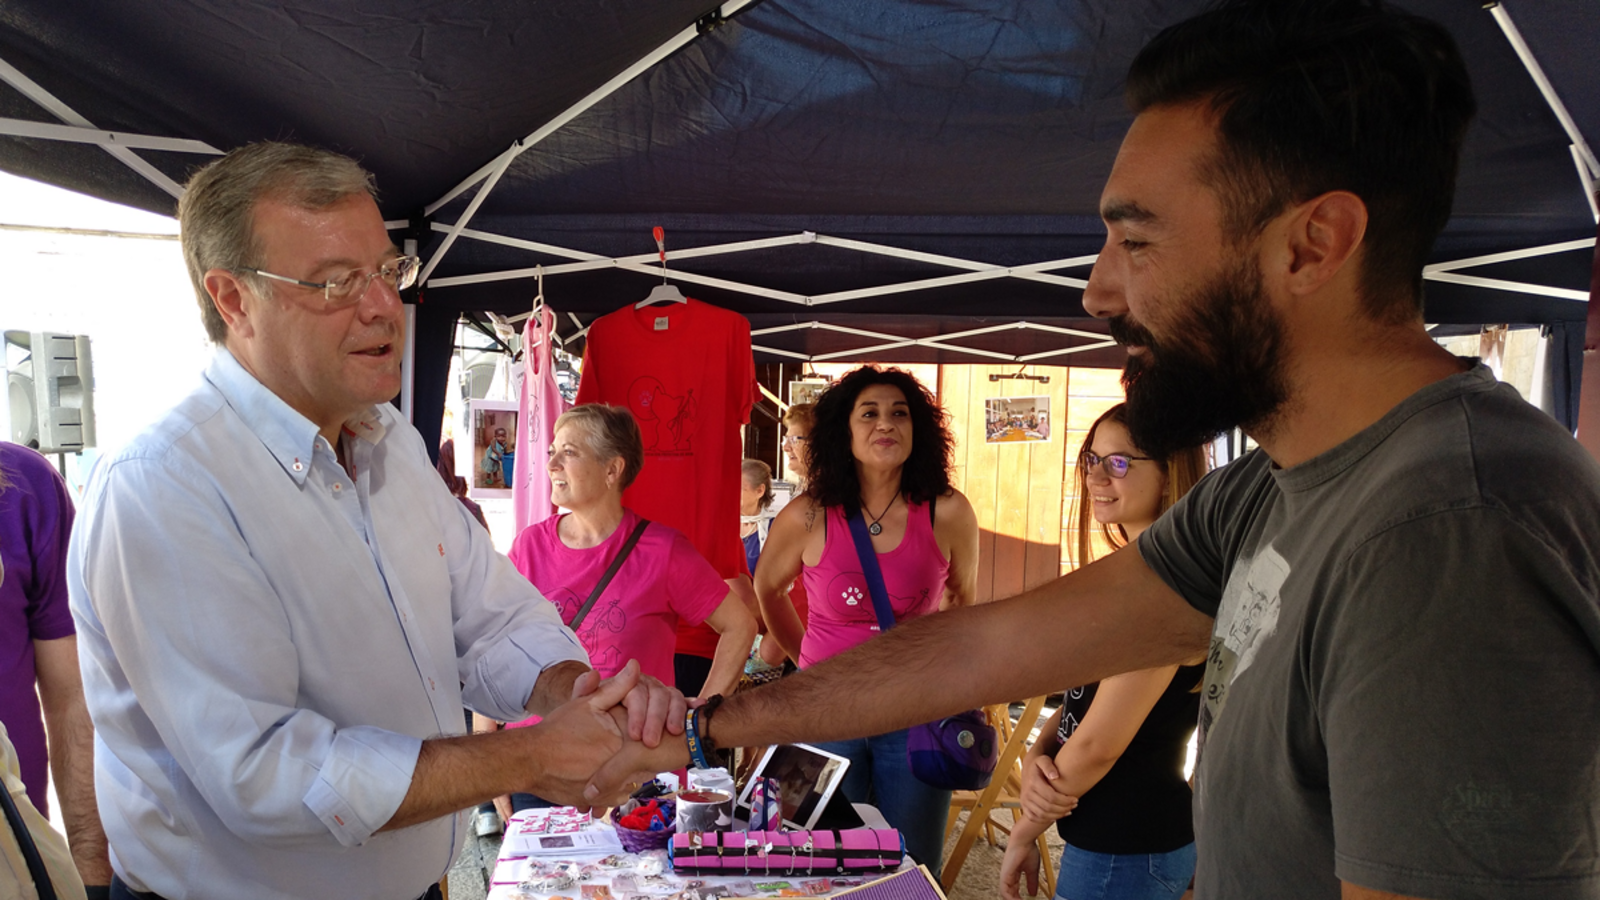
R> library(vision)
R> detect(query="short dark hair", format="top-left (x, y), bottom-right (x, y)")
top-left (1126, 0), bottom-right (1475, 323)
top-left (806, 366), bottom-right (952, 509)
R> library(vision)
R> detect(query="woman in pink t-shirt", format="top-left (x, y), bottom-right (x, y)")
top-left (483, 404), bottom-right (756, 817)
top-left (754, 366), bottom-right (979, 878)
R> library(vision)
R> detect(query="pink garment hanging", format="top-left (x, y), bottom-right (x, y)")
top-left (512, 307), bottom-right (567, 533)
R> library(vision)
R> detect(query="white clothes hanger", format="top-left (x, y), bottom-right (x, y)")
top-left (636, 225), bottom-right (687, 308)
top-left (509, 265), bottom-right (547, 330)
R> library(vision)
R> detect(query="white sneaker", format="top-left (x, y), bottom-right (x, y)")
top-left (474, 809), bottom-right (502, 837)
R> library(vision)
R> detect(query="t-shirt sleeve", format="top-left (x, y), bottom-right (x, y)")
top-left (664, 529), bottom-right (733, 626)
top-left (1137, 462), bottom-right (1238, 618)
top-left (1317, 508), bottom-right (1600, 899)
top-left (10, 446), bottom-right (76, 641)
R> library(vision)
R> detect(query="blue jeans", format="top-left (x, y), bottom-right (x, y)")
top-left (815, 730), bottom-right (951, 879)
top-left (1054, 841), bottom-right (1196, 900)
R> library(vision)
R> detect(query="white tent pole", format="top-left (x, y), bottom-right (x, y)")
top-left (1016, 340), bottom-right (1120, 362)
top-left (750, 323), bottom-right (813, 337)
top-left (418, 152), bottom-right (515, 285)
top-left (1014, 323), bottom-right (1117, 341)
top-left (751, 344), bottom-right (812, 360)
top-left (809, 266), bottom-right (1087, 306)
top-left (566, 312), bottom-right (592, 342)
top-left (424, 0), bottom-right (759, 218)
top-left (0, 117), bottom-right (221, 154)
top-left (813, 235), bottom-right (1096, 286)
top-left (1424, 237), bottom-right (1596, 273)
top-left (1487, 3), bottom-right (1598, 178)
top-left (1423, 270), bottom-right (1589, 302)
top-left (0, 54), bottom-right (187, 198)
top-left (811, 341), bottom-right (920, 361)
top-left (1575, 145), bottom-right (1599, 223)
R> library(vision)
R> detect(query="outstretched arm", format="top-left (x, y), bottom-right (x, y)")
top-left (590, 543), bottom-right (1213, 793)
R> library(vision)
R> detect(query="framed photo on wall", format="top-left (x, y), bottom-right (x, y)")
top-left (469, 399), bottom-right (519, 499)
top-left (983, 395), bottom-right (1051, 444)
top-left (788, 380), bottom-right (829, 407)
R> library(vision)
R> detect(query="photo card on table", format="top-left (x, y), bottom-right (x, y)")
top-left (735, 742), bottom-right (851, 831)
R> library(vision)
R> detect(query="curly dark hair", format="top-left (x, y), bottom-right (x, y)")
top-left (806, 366), bottom-right (953, 509)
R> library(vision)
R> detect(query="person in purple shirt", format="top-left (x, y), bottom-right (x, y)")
top-left (0, 441), bottom-right (110, 892)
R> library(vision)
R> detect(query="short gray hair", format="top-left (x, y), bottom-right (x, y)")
top-left (554, 404), bottom-right (645, 490)
top-left (178, 142), bottom-right (375, 342)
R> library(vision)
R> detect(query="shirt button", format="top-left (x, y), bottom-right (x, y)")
top-left (292, 460), bottom-right (303, 472)
top-left (333, 483), bottom-right (343, 492)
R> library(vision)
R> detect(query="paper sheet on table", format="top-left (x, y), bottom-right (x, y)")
top-left (501, 826), bottom-right (624, 857)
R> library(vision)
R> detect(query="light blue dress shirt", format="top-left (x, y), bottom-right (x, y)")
top-left (67, 349), bottom-right (587, 900)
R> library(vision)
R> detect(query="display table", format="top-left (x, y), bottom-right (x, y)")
top-left (487, 804), bottom-right (911, 899)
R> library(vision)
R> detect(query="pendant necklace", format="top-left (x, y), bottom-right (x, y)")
top-left (862, 494), bottom-right (897, 536)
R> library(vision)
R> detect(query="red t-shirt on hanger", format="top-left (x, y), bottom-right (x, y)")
top-left (575, 298), bottom-right (757, 596)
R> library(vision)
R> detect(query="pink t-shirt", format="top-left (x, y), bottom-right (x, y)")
top-left (798, 501), bottom-right (948, 668)
top-left (508, 508), bottom-right (728, 687)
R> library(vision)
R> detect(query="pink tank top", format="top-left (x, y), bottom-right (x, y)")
top-left (798, 500), bottom-right (949, 668)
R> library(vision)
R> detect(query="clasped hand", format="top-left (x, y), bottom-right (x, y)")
top-left (532, 660), bottom-right (688, 808)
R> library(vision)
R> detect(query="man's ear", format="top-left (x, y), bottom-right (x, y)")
top-left (1282, 190), bottom-right (1367, 297)
top-left (204, 268), bottom-right (255, 339)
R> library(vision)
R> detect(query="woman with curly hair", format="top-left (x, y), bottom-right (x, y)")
top-left (755, 366), bottom-right (978, 876)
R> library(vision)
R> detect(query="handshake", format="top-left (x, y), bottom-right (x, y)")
top-left (527, 659), bottom-right (716, 810)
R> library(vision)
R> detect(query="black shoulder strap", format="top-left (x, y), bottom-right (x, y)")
top-left (0, 779), bottom-right (57, 900)
top-left (569, 518), bottom-right (650, 632)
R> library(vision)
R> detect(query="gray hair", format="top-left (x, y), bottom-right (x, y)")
top-left (741, 458), bottom-right (774, 510)
top-left (178, 142), bottom-right (375, 342)
top-left (554, 404), bottom-right (645, 490)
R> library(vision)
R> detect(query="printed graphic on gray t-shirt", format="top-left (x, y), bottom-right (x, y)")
top-left (1198, 545), bottom-right (1286, 756)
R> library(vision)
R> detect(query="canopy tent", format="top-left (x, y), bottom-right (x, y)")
top-left (0, 0), bottom-right (1594, 451)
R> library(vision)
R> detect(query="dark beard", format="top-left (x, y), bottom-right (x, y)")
top-left (1114, 257), bottom-right (1288, 459)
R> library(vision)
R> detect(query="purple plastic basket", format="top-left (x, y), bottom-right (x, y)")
top-left (613, 797), bottom-right (676, 853)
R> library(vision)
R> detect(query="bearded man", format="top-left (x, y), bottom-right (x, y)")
top-left (590, 3), bottom-right (1600, 898)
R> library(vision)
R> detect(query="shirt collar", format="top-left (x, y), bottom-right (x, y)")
top-left (204, 347), bottom-right (388, 485)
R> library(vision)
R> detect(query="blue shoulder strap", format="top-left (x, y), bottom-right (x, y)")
top-left (844, 504), bottom-right (897, 633)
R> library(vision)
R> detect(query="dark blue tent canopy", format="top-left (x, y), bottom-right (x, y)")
top-left (0, 0), bottom-right (1593, 436)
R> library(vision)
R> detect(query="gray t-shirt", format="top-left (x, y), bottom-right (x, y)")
top-left (1140, 363), bottom-right (1600, 899)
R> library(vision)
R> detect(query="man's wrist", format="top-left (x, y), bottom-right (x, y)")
top-left (528, 660), bottom-right (590, 715)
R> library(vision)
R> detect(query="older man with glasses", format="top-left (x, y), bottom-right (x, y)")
top-left (67, 142), bottom-right (681, 900)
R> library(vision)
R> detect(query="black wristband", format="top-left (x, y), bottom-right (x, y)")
top-left (699, 693), bottom-right (726, 755)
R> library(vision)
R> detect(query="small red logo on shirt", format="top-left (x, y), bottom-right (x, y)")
top-left (438, 543), bottom-right (445, 556)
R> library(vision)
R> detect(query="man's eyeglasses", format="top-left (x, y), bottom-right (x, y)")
top-left (237, 255), bottom-right (421, 309)
top-left (1082, 451), bottom-right (1154, 479)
